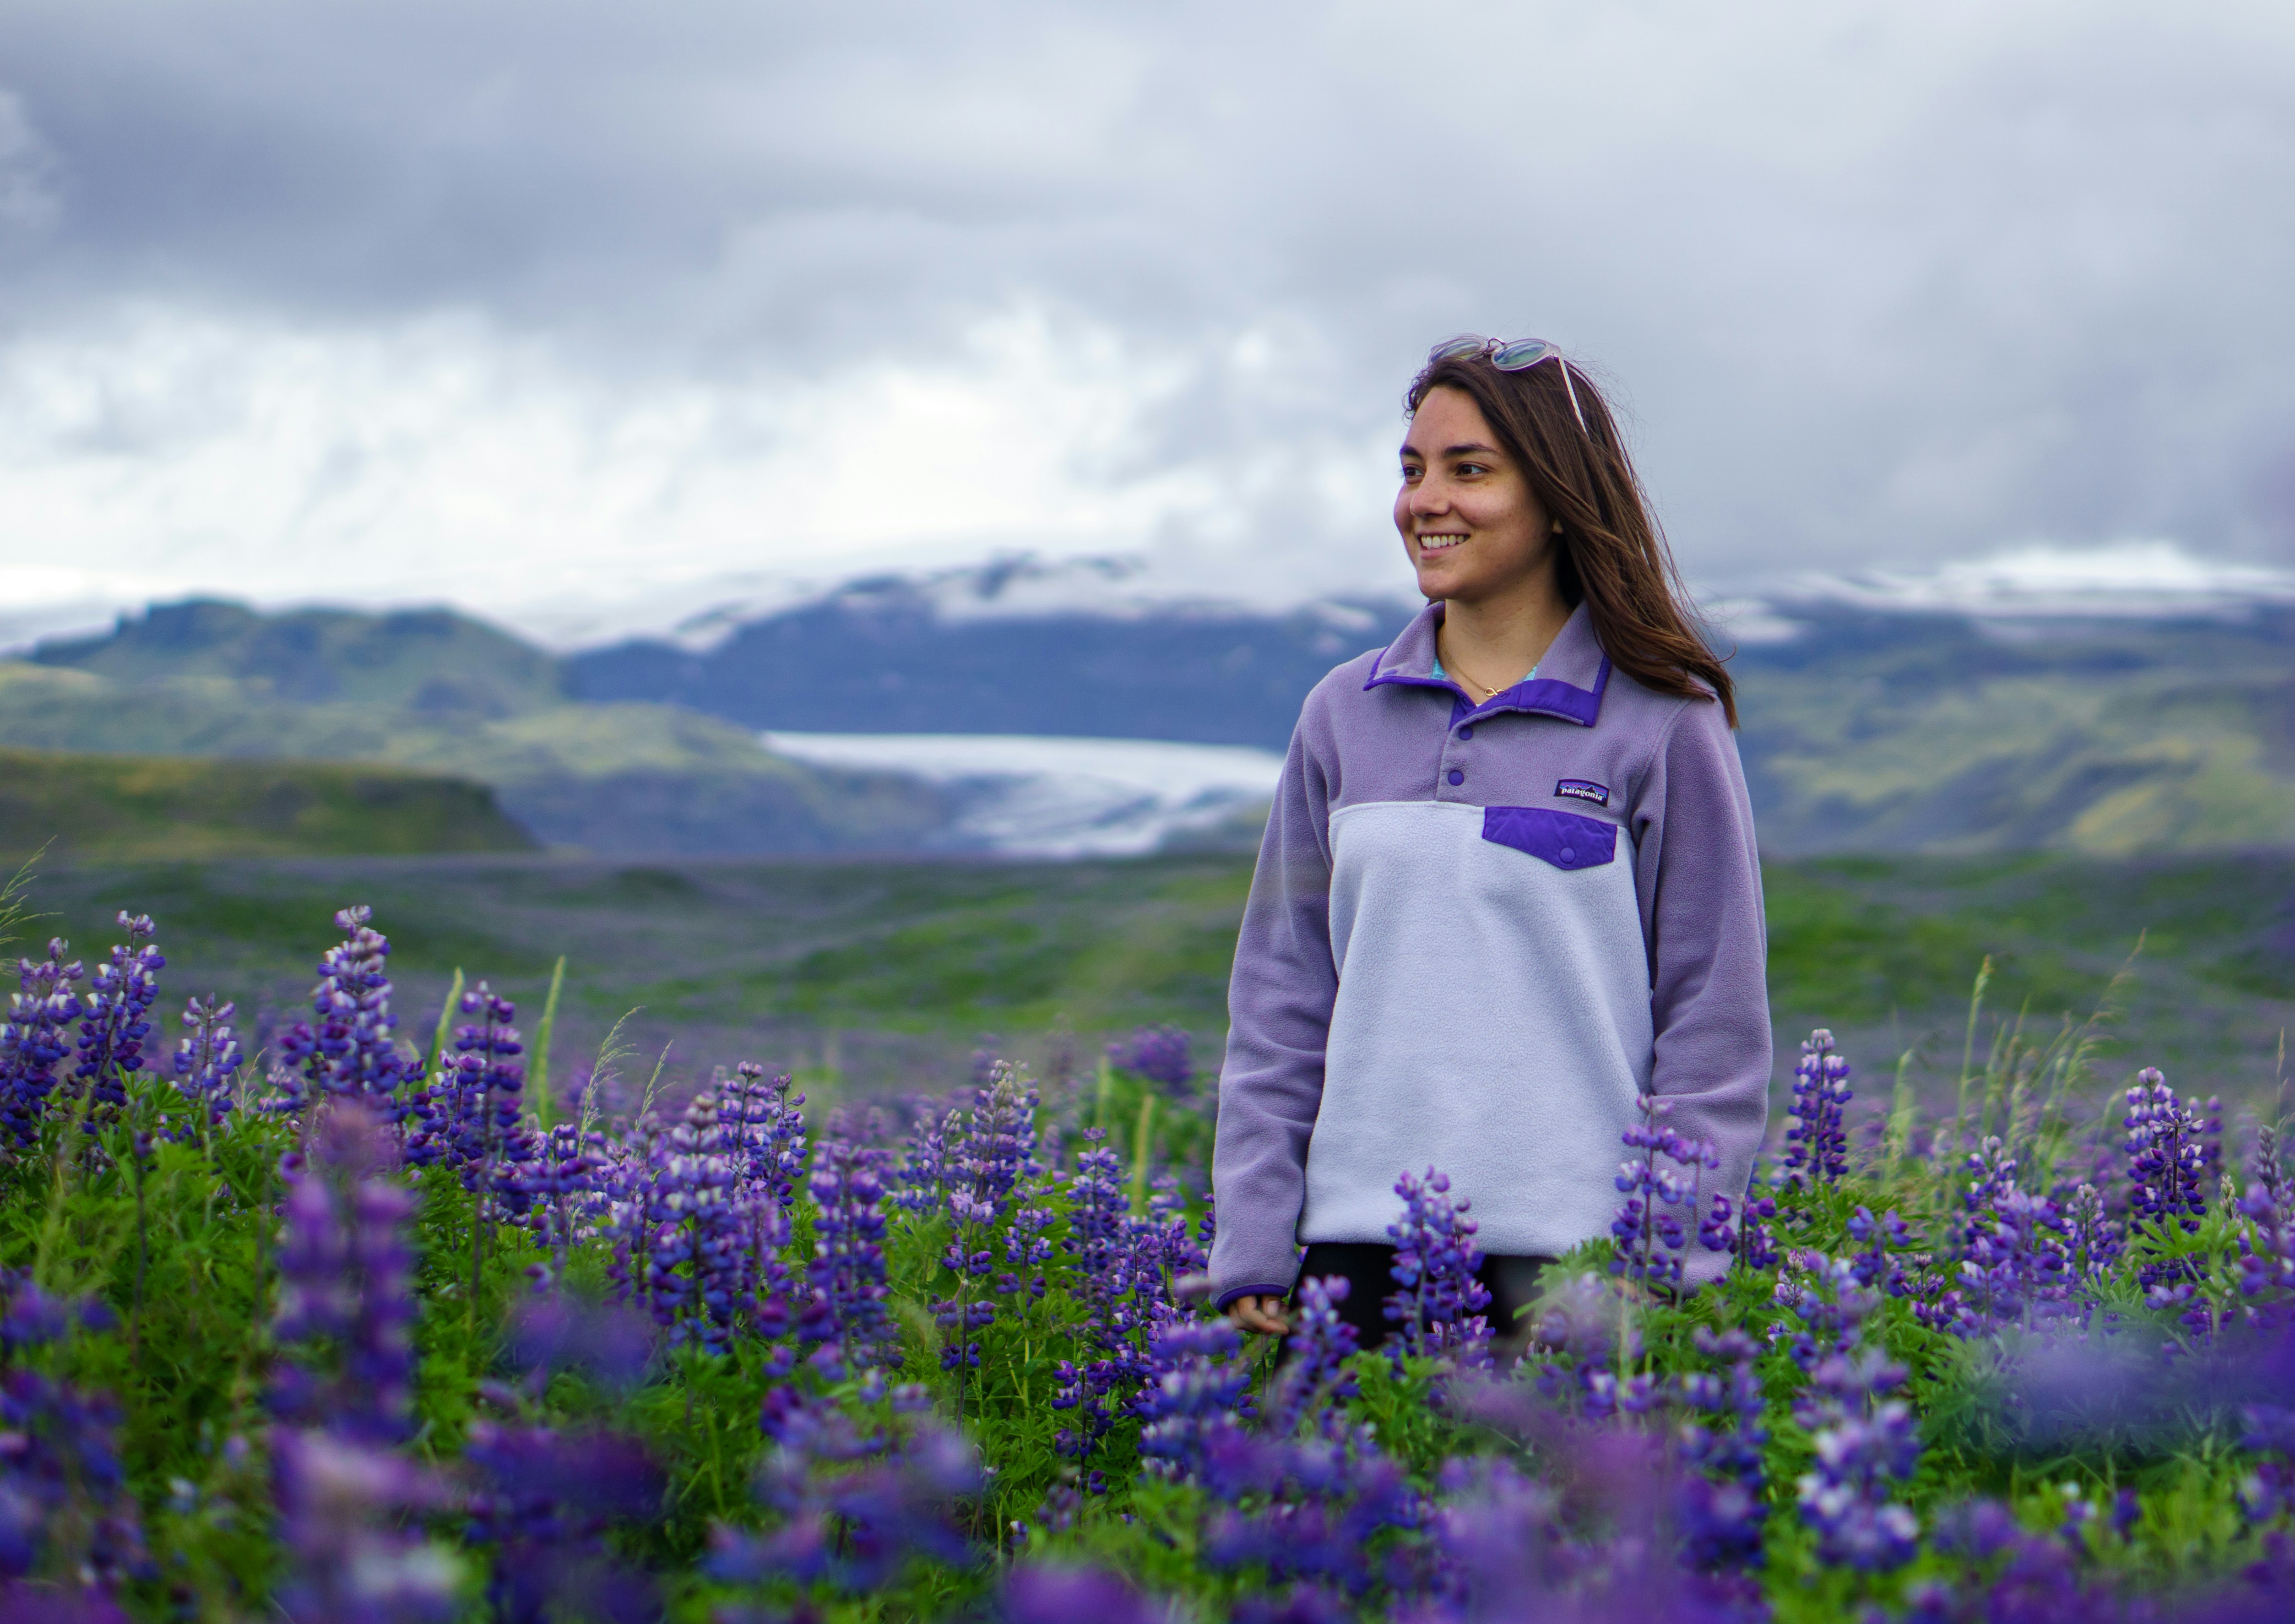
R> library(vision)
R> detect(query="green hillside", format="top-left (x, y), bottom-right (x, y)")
top-left (0, 748), bottom-right (537, 859)
top-left (7, 596), bottom-right (2290, 857)
top-left (1733, 608), bottom-right (2295, 854)
top-left (27, 597), bottom-right (561, 714)
top-left (23, 848), bottom-right (2290, 1112)
top-left (0, 656), bottom-right (949, 856)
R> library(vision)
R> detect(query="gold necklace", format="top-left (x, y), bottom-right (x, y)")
top-left (1439, 634), bottom-right (1511, 700)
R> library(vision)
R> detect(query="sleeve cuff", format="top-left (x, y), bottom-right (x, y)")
top-left (1214, 1283), bottom-right (1291, 1311)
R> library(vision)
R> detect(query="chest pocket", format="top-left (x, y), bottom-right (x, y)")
top-left (1481, 805), bottom-right (1617, 871)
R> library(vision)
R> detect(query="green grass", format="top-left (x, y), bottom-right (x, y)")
top-left (5, 973), bottom-right (2293, 1619)
top-left (11, 848), bottom-right (2290, 1118)
top-left (0, 748), bottom-right (537, 861)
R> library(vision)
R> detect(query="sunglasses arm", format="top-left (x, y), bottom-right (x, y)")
top-left (1556, 360), bottom-right (1588, 433)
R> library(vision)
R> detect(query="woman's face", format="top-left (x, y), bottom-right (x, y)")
top-left (1394, 385), bottom-right (1557, 605)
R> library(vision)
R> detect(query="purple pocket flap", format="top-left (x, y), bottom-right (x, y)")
top-left (1481, 805), bottom-right (1617, 870)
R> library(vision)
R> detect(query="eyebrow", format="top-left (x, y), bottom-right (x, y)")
top-left (1400, 441), bottom-right (1503, 459)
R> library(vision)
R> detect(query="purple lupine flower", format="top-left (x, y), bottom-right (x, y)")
top-left (1199, 1432), bottom-right (1420, 1600)
top-left (2062, 1182), bottom-right (2124, 1286)
top-left (1949, 1142), bottom-right (2073, 1329)
top-left (505, 1294), bottom-right (655, 1392)
top-left (1846, 1205), bottom-right (1911, 1297)
top-left (1611, 1100), bottom-right (1719, 1297)
top-left (1771, 1249), bottom-right (1884, 1373)
top-left (271, 1428), bottom-right (458, 1624)
top-left (70, 914), bottom-right (163, 1119)
top-left (521, 1121), bottom-right (610, 1279)
top-left (277, 907), bottom-right (412, 1118)
top-left (256, 1057), bottom-right (313, 1119)
top-left (1411, 1433), bottom-right (1749, 1624)
top-left (1136, 1318), bottom-right (1256, 1487)
top-left (2199, 1092), bottom-right (2226, 1188)
top-left (1003, 1192), bottom-right (1059, 1302)
top-left (1529, 1271), bottom-right (1641, 1419)
top-left (1386, 1167), bottom-right (1492, 1363)
top-left (890, 1099), bottom-right (952, 1214)
top-left (1051, 1130), bottom-right (1151, 1487)
top-left (1674, 1327), bottom-right (1770, 1573)
top-left (1004, 1563), bottom-right (1164, 1624)
top-left (1794, 1347), bottom-right (1921, 1572)
top-left (946, 1062), bottom-right (1041, 1219)
top-left (1736, 1190), bottom-right (1780, 1272)
top-left (622, 1088), bottom-right (793, 1355)
top-left (0, 1271), bottom-right (147, 1597)
top-left (1134, 1287), bottom-right (1418, 1601)
top-left (0, 1271), bottom-right (90, 1357)
top-left (2125, 1067), bottom-right (2209, 1237)
top-left (721, 1061), bottom-right (808, 1209)
top-left (1105, 1024), bottom-right (1194, 1093)
top-left (1698, 1193), bottom-right (1739, 1258)
top-left (2241, 1402), bottom-right (2295, 1523)
top-left (0, 940), bottom-right (84, 1147)
top-left (1408, 1455), bottom-right (1571, 1623)
top-left (711, 1395), bottom-right (979, 1595)
top-left (2257, 1122), bottom-right (2288, 1210)
top-left (462, 1423), bottom-right (663, 1624)
top-left (798, 1132), bottom-right (900, 1374)
top-left (1264, 1276), bottom-right (1360, 1439)
top-left (928, 1064), bottom-right (1041, 1411)
top-left (270, 1105), bottom-right (419, 1445)
top-left (431, 983), bottom-right (527, 1193)
top-left (2241, 1177), bottom-right (2295, 1325)
top-left (1919, 1496), bottom-right (2121, 1623)
top-left (169, 995), bottom-right (243, 1132)
top-left (1781, 1028), bottom-right (1852, 1188)
top-left (265, 1108), bottom-right (450, 1623)
top-left (1134, 1174), bottom-right (1209, 1288)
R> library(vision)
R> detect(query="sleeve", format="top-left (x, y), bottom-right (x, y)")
top-left (1207, 705), bottom-right (1338, 1307)
top-left (1630, 695), bottom-right (1774, 1287)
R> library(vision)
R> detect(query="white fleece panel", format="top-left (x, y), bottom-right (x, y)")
top-left (1303, 800), bottom-right (1655, 1258)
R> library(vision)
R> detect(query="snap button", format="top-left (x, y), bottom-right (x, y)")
top-left (1559, 846), bottom-right (1576, 863)
top-left (1446, 769), bottom-right (1464, 787)
top-left (1456, 725), bottom-right (1473, 739)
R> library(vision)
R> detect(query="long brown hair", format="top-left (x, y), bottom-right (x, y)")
top-left (1405, 347), bottom-right (1736, 727)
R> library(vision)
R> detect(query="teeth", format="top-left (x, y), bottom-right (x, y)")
top-left (1419, 534), bottom-right (1466, 550)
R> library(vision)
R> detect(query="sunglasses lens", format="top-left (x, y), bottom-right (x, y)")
top-left (1428, 335), bottom-right (1488, 364)
top-left (1491, 340), bottom-right (1558, 371)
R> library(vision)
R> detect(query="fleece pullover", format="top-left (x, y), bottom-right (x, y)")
top-left (1208, 600), bottom-right (1772, 1306)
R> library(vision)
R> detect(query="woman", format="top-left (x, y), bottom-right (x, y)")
top-left (1210, 336), bottom-right (1771, 1352)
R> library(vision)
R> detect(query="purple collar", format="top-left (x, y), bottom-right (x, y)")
top-left (1364, 601), bottom-right (1612, 727)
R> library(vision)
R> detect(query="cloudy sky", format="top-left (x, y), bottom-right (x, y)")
top-left (3, 0), bottom-right (2292, 644)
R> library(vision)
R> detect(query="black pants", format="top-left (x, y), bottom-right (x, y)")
top-left (1292, 1242), bottom-right (1552, 1354)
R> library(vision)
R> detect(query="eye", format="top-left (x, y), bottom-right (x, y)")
top-left (1454, 461), bottom-right (1489, 477)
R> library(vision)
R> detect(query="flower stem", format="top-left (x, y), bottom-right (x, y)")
top-left (1129, 1092), bottom-right (1158, 1212)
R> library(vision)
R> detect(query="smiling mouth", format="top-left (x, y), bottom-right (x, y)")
top-left (1417, 532), bottom-right (1468, 553)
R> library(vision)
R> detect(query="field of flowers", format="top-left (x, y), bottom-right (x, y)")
top-left (5, 888), bottom-right (2295, 1623)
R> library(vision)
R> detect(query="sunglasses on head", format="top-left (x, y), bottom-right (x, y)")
top-left (1427, 334), bottom-right (1587, 432)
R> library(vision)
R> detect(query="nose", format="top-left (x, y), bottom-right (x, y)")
top-left (1407, 473), bottom-right (1450, 518)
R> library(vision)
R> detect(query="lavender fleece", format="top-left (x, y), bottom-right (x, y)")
top-left (1209, 601), bottom-right (1772, 1305)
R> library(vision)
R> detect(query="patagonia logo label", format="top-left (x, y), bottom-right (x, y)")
top-left (1555, 778), bottom-right (1610, 807)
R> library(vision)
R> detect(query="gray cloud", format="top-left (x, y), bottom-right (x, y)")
top-left (2, 0), bottom-right (2291, 619)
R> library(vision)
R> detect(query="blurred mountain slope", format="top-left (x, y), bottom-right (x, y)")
top-left (1731, 609), bottom-right (2295, 854)
top-left (0, 656), bottom-right (949, 856)
top-left (562, 577), bottom-right (1406, 747)
top-left (0, 747), bottom-right (537, 859)
top-left (7, 591), bottom-right (2290, 857)
top-left (29, 597), bottom-right (563, 715)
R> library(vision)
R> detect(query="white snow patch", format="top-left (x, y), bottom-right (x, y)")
top-left (762, 731), bottom-right (1283, 858)
top-left (1778, 541), bottom-right (2295, 619)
